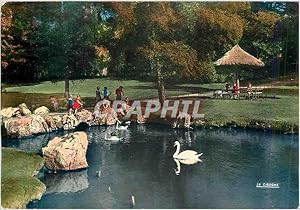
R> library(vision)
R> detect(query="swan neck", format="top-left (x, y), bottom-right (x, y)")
top-left (173, 143), bottom-right (180, 158)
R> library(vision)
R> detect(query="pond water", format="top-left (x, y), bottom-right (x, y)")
top-left (2, 125), bottom-right (299, 208)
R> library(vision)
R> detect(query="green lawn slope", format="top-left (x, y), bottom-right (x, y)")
top-left (1, 148), bottom-right (46, 209)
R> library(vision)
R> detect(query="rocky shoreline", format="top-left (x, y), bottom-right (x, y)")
top-left (1, 102), bottom-right (298, 139)
top-left (0, 103), bottom-right (123, 138)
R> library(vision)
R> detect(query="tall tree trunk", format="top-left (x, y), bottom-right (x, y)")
top-left (64, 78), bottom-right (70, 98)
top-left (157, 67), bottom-right (165, 105)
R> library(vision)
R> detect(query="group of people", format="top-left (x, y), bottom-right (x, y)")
top-left (225, 82), bottom-right (239, 99)
top-left (49, 95), bottom-right (83, 113)
top-left (48, 86), bottom-right (125, 114)
top-left (225, 82), bottom-right (254, 99)
top-left (95, 86), bottom-right (124, 102)
top-left (67, 95), bottom-right (84, 114)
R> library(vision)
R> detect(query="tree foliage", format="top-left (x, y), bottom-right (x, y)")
top-left (193, 8), bottom-right (245, 60)
top-left (1, 1), bottom-right (298, 86)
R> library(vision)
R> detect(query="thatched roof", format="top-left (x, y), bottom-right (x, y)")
top-left (214, 44), bottom-right (265, 66)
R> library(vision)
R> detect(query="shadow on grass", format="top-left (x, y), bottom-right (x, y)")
top-left (167, 85), bottom-right (214, 93)
top-left (129, 85), bottom-right (212, 94)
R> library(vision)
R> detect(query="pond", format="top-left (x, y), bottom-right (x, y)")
top-left (2, 125), bottom-right (299, 208)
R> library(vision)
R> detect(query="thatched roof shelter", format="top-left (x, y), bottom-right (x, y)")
top-left (215, 44), bottom-right (265, 67)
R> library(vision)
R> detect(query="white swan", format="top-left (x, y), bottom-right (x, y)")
top-left (104, 133), bottom-right (123, 141)
top-left (116, 120), bottom-right (129, 130)
top-left (173, 141), bottom-right (203, 160)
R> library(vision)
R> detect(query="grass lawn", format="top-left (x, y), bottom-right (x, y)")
top-left (3, 78), bottom-right (205, 99)
top-left (2, 78), bottom-right (298, 131)
top-left (3, 77), bottom-right (297, 99)
top-left (1, 148), bottom-right (46, 208)
top-left (203, 95), bottom-right (298, 125)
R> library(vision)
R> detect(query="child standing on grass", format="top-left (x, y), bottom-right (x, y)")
top-left (96, 86), bottom-right (101, 102)
top-left (115, 86), bottom-right (124, 100)
top-left (67, 95), bottom-right (74, 113)
top-left (73, 95), bottom-right (83, 113)
top-left (50, 96), bottom-right (59, 112)
top-left (102, 87), bottom-right (111, 100)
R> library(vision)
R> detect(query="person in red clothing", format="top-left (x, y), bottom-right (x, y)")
top-left (115, 86), bottom-right (124, 100)
top-left (73, 95), bottom-right (83, 113)
top-left (232, 83), bottom-right (239, 99)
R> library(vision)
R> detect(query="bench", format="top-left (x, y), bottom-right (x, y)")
top-left (239, 87), bottom-right (264, 99)
top-left (213, 87), bottom-right (264, 100)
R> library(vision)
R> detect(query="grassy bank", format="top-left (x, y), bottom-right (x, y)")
top-left (1, 148), bottom-right (46, 209)
top-left (3, 78), bottom-right (204, 99)
top-left (201, 95), bottom-right (298, 133)
top-left (2, 78), bottom-right (298, 132)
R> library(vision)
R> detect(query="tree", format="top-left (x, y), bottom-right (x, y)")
top-left (31, 2), bottom-right (104, 95)
top-left (192, 8), bottom-right (245, 60)
top-left (242, 11), bottom-right (281, 63)
top-left (1, 3), bottom-right (35, 82)
top-left (134, 2), bottom-right (182, 104)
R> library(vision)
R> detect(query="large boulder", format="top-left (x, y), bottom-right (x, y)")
top-left (93, 107), bottom-right (118, 126)
top-left (62, 114), bottom-right (79, 130)
top-left (75, 109), bottom-right (94, 125)
top-left (52, 115), bottom-right (64, 129)
top-left (18, 103), bottom-right (32, 115)
top-left (33, 106), bottom-right (49, 116)
top-left (93, 101), bottom-right (118, 126)
top-left (5, 115), bottom-right (49, 138)
top-left (0, 107), bottom-right (20, 120)
top-left (42, 132), bottom-right (88, 171)
top-left (44, 115), bottom-right (58, 131)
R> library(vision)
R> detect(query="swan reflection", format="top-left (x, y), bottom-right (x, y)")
top-left (174, 157), bottom-right (203, 175)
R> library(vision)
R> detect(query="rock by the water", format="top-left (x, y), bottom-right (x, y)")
top-left (18, 103), bottom-right (32, 115)
top-left (105, 108), bottom-right (118, 125)
top-left (94, 107), bottom-right (118, 126)
top-left (44, 115), bottom-right (58, 131)
top-left (93, 101), bottom-right (118, 126)
top-left (0, 107), bottom-right (20, 120)
top-left (42, 132), bottom-right (88, 171)
top-left (52, 115), bottom-right (64, 129)
top-left (75, 109), bottom-right (94, 125)
top-left (137, 115), bottom-right (146, 124)
top-left (193, 119), bottom-right (205, 126)
top-left (62, 114), bottom-right (79, 130)
top-left (31, 115), bottom-right (50, 134)
top-left (33, 106), bottom-right (49, 116)
top-left (174, 112), bottom-right (191, 129)
top-left (5, 115), bottom-right (49, 138)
